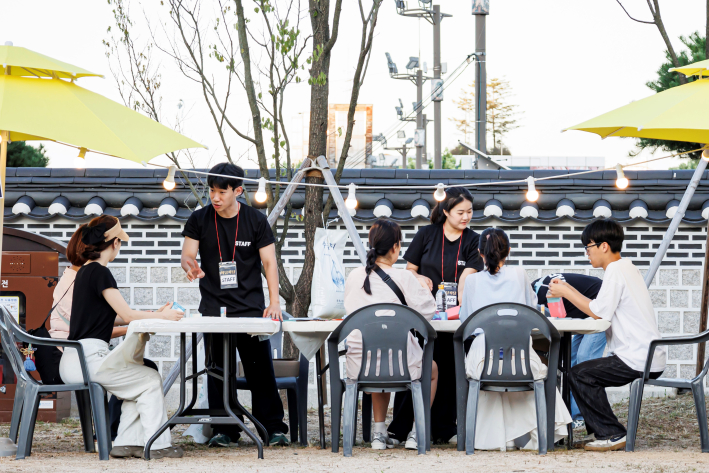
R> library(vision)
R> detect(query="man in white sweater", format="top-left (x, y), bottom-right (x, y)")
top-left (548, 219), bottom-right (666, 452)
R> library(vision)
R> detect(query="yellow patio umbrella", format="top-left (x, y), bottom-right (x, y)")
top-left (564, 59), bottom-right (709, 292)
top-left (0, 44), bottom-right (205, 262)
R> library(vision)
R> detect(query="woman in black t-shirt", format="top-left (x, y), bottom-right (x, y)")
top-left (58, 216), bottom-right (184, 460)
top-left (388, 187), bottom-right (484, 445)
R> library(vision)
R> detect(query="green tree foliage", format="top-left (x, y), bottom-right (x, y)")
top-left (634, 32), bottom-right (706, 160)
top-left (7, 142), bottom-right (49, 167)
top-left (407, 148), bottom-right (459, 169)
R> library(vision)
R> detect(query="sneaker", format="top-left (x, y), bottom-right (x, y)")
top-left (268, 432), bottom-right (290, 447)
top-left (448, 435), bottom-right (458, 445)
top-left (584, 435), bottom-right (626, 452)
top-left (150, 446), bottom-right (184, 459)
top-left (371, 432), bottom-right (394, 450)
top-left (208, 434), bottom-right (232, 448)
top-left (405, 429), bottom-right (418, 450)
top-left (109, 445), bottom-right (143, 458)
top-left (572, 419), bottom-right (586, 430)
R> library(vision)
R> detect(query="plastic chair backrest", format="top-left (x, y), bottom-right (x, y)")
top-left (0, 307), bottom-right (34, 384)
top-left (458, 303), bottom-right (560, 384)
top-left (331, 303), bottom-right (436, 383)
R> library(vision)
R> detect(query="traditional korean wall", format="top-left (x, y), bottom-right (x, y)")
top-left (8, 215), bottom-right (705, 410)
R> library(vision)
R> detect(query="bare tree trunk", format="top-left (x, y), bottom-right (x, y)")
top-left (648, 0), bottom-right (687, 84)
top-left (283, 0), bottom-right (342, 359)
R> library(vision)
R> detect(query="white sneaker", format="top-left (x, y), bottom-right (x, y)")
top-left (448, 435), bottom-right (458, 445)
top-left (371, 432), bottom-right (395, 450)
top-left (584, 435), bottom-right (626, 452)
top-left (405, 429), bottom-right (418, 450)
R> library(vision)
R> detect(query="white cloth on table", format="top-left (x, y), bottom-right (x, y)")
top-left (588, 258), bottom-right (666, 372)
top-left (59, 338), bottom-right (172, 451)
top-left (465, 333), bottom-right (571, 451)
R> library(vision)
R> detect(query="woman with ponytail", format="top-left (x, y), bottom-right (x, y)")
top-left (390, 186), bottom-right (484, 445)
top-left (459, 227), bottom-right (571, 450)
top-left (59, 215), bottom-right (185, 459)
top-left (344, 219), bottom-right (438, 451)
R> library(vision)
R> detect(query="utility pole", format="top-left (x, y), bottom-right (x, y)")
top-left (433, 5), bottom-right (442, 169)
top-left (473, 3), bottom-right (488, 154)
top-left (416, 69), bottom-right (424, 169)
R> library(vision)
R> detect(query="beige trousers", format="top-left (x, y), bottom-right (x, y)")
top-left (59, 338), bottom-right (172, 450)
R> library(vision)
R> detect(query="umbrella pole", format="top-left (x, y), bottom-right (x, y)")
top-left (0, 130), bottom-right (7, 277)
top-left (644, 152), bottom-right (709, 287)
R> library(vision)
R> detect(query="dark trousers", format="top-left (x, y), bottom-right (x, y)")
top-left (569, 355), bottom-right (662, 440)
top-left (206, 332), bottom-right (287, 439)
top-left (388, 332), bottom-right (458, 442)
top-left (108, 358), bottom-right (159, 441)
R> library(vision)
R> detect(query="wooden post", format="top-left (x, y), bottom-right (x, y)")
top-left (316, 156), bottom-right (367, 265)
top-left (697, 223), bottom-right (709, 376)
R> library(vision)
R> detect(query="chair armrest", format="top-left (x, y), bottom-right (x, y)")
top-left (641, 332), bottom-right (709, 380)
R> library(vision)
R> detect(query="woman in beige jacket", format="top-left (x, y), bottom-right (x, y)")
top-left (344, 219), bottom-right (438, 451)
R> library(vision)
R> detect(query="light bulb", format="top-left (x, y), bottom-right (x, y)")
top-left (345, 183), bottom-right (358, 209)
top-left (163, 165), bottom-right (177, 191)
top-left (75, 147), bottom-right (87, 168)
top-left (254, 177), bottom-right (268, 203)
top-left (702, 148), bottom-right (709, 161)
top-left (526, 176), bottom-right (539, 202)
top-left (615, 164), bottom-right (629, 190)
top-left (433, 183), bottom-right (446, 201)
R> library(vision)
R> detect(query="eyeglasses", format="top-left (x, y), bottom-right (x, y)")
top-left (584, 242), bottom-right (602, 253)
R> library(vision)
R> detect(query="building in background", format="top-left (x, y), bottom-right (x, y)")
top-left (326, 104), bottom-right (373, 168)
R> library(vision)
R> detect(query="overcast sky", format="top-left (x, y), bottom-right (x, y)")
top-left (0, 0), bottom-right (705, 170)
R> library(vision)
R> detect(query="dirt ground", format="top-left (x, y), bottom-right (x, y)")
top-left (2, 394), bottom-right (709, 472)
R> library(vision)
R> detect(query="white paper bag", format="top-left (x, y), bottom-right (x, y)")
top-left (310, 228), bottom-right (348, 319)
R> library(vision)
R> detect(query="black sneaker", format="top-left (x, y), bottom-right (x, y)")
top-left (268, 432), bottom-right (290, 446)
top-left (208, 433), bottom-right (232, 448)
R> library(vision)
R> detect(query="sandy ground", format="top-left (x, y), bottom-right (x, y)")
top-left (1, 395), bottom-right (709, 472)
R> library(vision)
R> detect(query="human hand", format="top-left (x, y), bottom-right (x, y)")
top-left (416, 275), bottom-right (433, 291)
top-left (161, 309), bottom-right (184, 321)
top-left (155, 302), bottom-right (171, 313)
top-left (547, 279), bottom-right (569, 298)
top-left (185, 259), bottom-right (205, 282)
top-left (263, 303), bottom-right (283, 321)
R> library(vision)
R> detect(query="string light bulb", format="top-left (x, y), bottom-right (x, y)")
top-left (345, 183), bottom-right (358, 209)
top-left (74, 147), bottom-right (87, 169)
top-left (615, 164), bottom-right (629, 190)
top-left (702, 148), bottom-right (709, 161)
top-left (433, 183), bottom-right (447, 201)
top-left (526, 176), bottom-right (539, 202)
top-left (163, 165), bottom-right (177, 191)
top-left (254, 177), bottom-right (268, 203)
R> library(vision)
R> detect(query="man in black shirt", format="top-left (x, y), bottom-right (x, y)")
top-left (532, 273), bottom-right (606, 427)
top-left (181, 163), bottom-right (288, 447)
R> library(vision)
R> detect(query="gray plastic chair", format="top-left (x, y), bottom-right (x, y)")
top-left (453, 303), bottom-right (561, 455)
top-left (0, 307), bottom-right (111, 460)
top-left (327, 303), bottom-right (436, 456)
top-left (626, 329), bottom-right (709, 452)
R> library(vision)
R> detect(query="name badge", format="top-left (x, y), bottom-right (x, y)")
top-left (443, 282), bottom-right (458, 307)
top-left (219, 261), bottom-right (238, 289)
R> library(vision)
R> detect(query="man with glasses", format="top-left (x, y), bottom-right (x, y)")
top-left (547, 219), bottom-right (666, 452)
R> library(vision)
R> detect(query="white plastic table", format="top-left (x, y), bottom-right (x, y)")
top-left (104, 317), bottom-right (281, 460)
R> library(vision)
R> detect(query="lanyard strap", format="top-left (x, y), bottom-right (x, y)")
top-left (215, 203), bottom-right (240, 263)
top-left (441, 229), bottom-right (464, 283)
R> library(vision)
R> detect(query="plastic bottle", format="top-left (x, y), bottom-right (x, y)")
top-left (435, 284), bottom-right (448, 320)
top-left (547, 297), bottom-right (567, 318)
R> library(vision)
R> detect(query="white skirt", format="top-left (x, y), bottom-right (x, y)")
top-left (465, 333), bottom-right (572, 451)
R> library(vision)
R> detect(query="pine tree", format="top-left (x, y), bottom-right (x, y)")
top-left (7, 142), bottom-right (49, 167)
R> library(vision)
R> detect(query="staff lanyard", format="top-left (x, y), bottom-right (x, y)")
top-left (441, 228), bottom-right (463, 283)
top-left (215, 203), bottom-right (240, 263)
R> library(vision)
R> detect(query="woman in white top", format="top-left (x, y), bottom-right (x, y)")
top-left (460, 228), bottom-right (571, 451)
top-left (344, 219), bottom-right (438, 451)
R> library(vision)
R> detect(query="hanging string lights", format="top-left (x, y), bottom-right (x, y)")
top-left (525, 176), bottom-right (539, 202)
top-left (615, 163), bottom-right (629, 190)
top-left (345, 183), bottom-right (358, 209)
top-left (254, 177), bottom-right (268, 203)
top-left (433, 183), bottom-right (447, 201)
top-left (163, 165), bottom-right (177, 191)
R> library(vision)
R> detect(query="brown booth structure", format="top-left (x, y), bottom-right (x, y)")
top-left (0, 227), bottom-right (68, 422)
